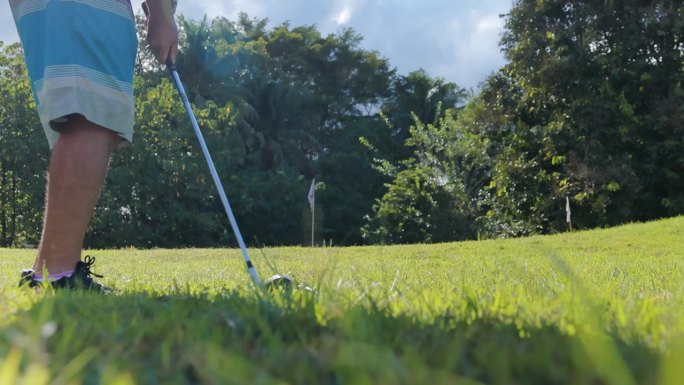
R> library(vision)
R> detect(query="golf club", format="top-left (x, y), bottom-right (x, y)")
top-left (166, 61), bottom-right (263, 287)
top-left (148, 2), bottom-right (297, 291)
top-left (166, 60), bottom-right (297, 290)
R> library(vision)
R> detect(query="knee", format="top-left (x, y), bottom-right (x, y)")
top-left (54, 114), bottom-right (122, 150)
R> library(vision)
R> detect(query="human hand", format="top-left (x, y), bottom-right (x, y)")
top-left (144, 0), bottom-right (179, 65)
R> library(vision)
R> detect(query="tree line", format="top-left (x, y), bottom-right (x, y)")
top-left (0, 0), bottom-right (682, 248)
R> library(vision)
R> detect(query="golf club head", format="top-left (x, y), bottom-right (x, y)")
top-left (263, 274), bottom-right (316, 293)
top-left (263, 274), bottom-right (294, 291)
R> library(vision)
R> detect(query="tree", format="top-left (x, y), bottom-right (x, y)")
top-left (167, 16), bottom-right (397, 245)
top-left (363, 106), bottom-right (488, 244)
top-left (478, 0), bottom-right (684, 233)
top-left (383, 70), bottom-right (468, 139)
top-left (0, 42), bottom-right (48, 247)
top-left (87, 78), bottom-right (239, 247)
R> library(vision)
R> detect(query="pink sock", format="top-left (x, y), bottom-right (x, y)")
top-left (34, 270), bottom-right (75, 282)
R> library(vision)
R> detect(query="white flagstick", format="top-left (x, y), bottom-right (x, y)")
top-left (308, 179), bottom-right (316, 247)
top-left (566, 196), bottom-right (573, 231)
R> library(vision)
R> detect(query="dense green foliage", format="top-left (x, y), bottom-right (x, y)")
top-left (365, 0), bottom-right (683, 242)
top-left (1, 217), bottom-right (683, 384)
top-left (0, 43), bottom-right (48, 247)
top-left (0, 1), bottom-right (682, 247)
top-left (478, 0), bottom-right (684, 236)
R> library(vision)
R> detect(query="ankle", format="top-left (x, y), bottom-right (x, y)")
top-left (34, 269), bottom-right (75, 282)
top-left (34, 260), bottom-right (80, 277)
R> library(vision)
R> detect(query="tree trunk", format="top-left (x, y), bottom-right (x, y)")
top-left (0, 163), bottom-right (6, 246)
top-left (10, 171), bottom-right (17, 246)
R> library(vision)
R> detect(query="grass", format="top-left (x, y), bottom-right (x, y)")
top-left (1, 216), bottom-right (683, 384)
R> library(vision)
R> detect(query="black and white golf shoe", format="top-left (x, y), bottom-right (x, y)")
top-left (18, 255), bottom-right (111, 293)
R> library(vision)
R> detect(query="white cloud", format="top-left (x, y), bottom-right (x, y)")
top-left (331, 0), bottom-right (361, 26)
top-left (437, 9), bottom-right (506, 90)
top-left (334, 6), bottom-right (352, 25)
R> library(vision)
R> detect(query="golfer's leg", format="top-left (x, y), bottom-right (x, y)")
top-left (33, 115), bottom-right (121, 275)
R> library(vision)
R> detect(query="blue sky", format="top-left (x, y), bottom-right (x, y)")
top-left (0, 0), bottom-right (513, 90)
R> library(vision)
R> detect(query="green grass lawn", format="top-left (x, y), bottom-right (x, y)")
top-left (1, 217), bottom-right (683, 384)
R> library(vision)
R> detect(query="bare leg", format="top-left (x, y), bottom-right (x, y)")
top-left (34, 115), bottom-right (121, 275)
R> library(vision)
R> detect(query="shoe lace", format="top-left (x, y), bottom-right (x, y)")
top-left (81, 255), bottom-right (104, 278)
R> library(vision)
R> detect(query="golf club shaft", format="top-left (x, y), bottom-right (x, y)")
top-left (167, 63), bottom-right (261, 287)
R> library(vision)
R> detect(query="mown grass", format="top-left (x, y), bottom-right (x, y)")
top-left (1, 217), bottom-right (683, 384)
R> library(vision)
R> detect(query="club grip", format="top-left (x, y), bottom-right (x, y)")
top-left (143, 2), bottom-right (176, 70)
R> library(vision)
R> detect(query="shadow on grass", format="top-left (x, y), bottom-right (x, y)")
top-left (0, 289), bottom-right (662, 385)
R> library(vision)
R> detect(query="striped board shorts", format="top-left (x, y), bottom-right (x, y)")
top-left (9, 0), bottom-right (138, 148)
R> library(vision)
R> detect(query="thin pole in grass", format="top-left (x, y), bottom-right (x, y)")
top-left (308, 179), bottom-right (316, 247)
top-left (566, 195), bottom-right (573, 232)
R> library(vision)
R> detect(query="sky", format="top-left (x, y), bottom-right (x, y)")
top-left (0, 0), bottom-right (513, 90)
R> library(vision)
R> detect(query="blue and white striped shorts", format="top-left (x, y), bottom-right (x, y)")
top-left (9, 0), bottom-right (138, 147)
